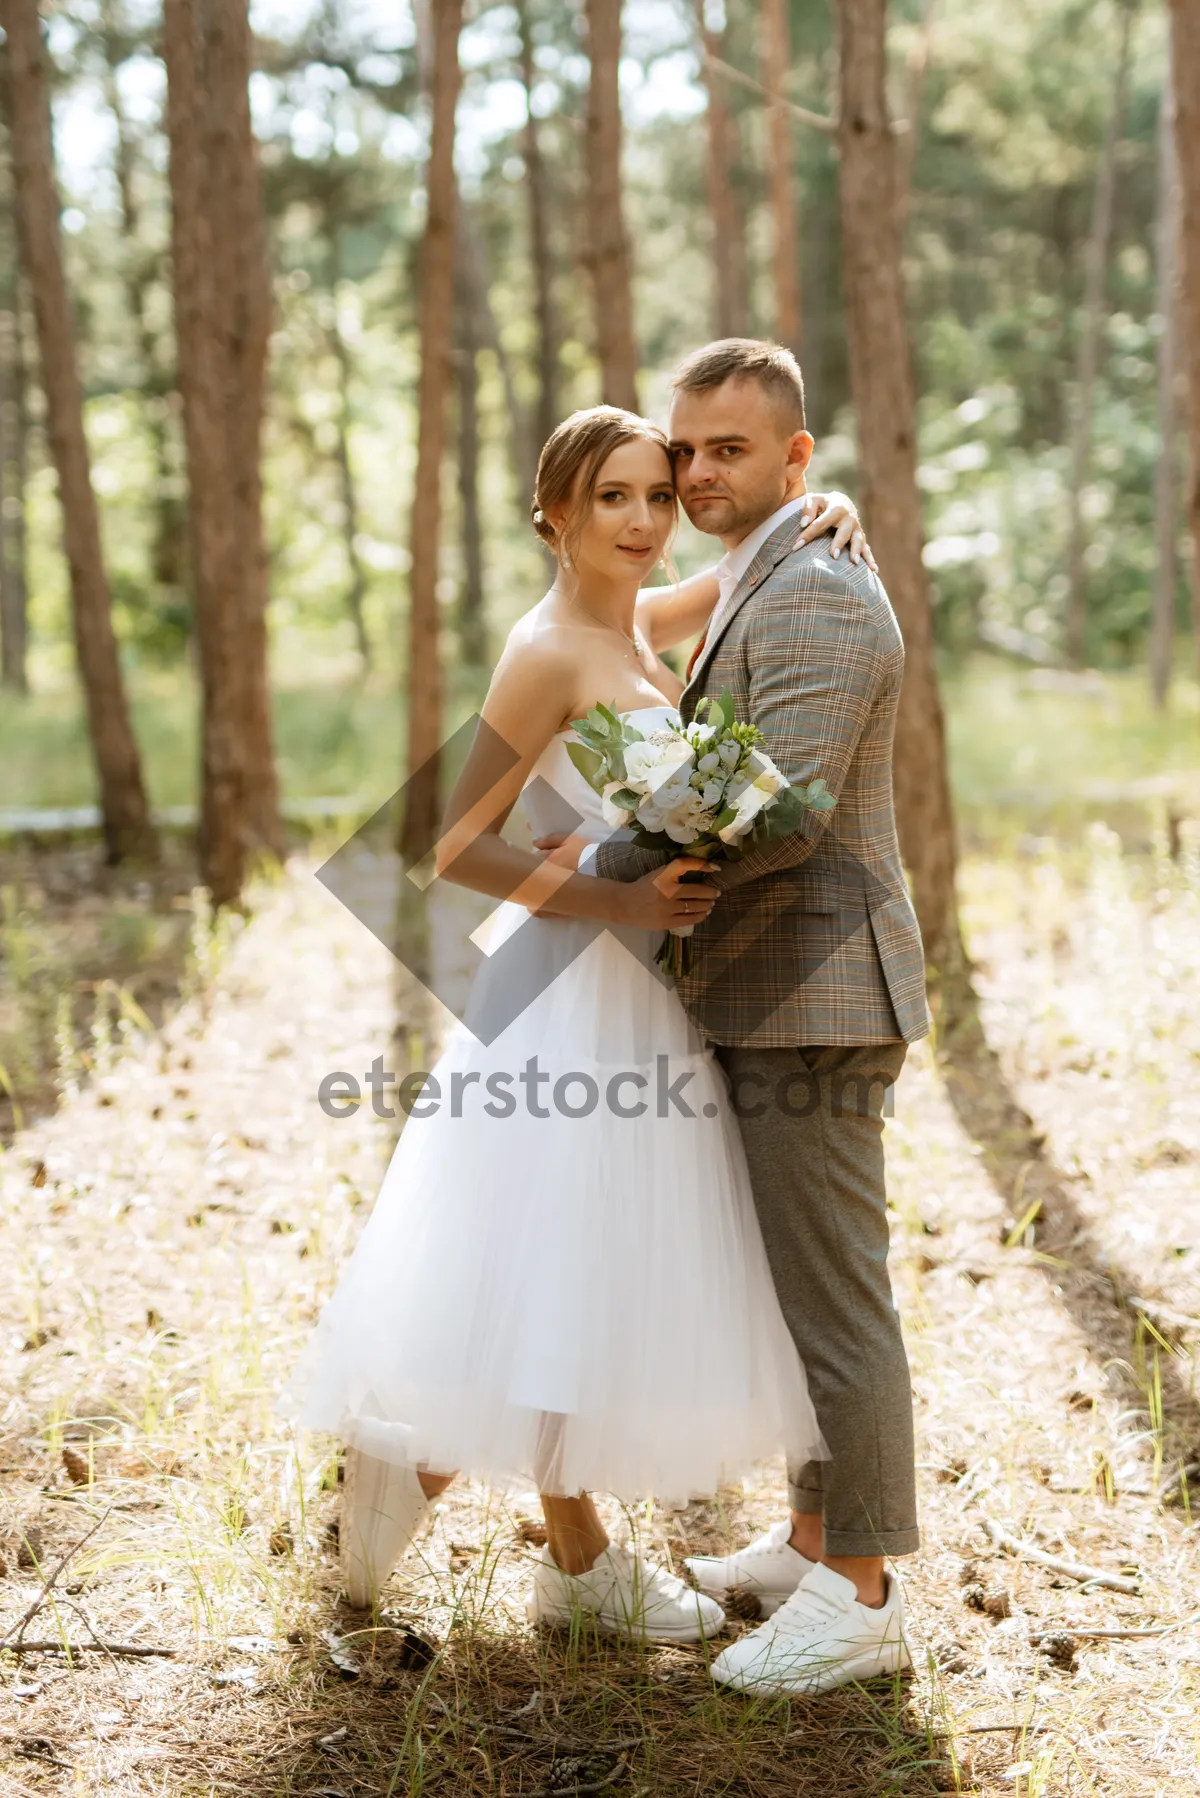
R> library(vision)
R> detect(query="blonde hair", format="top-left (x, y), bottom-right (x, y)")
top-left (531, 405), bottom-right (675, 566)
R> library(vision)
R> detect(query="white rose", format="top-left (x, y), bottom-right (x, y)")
top-left (636, 797), bottom-right (667, 831)
top-left (701, 780), bottom-right (725, 809)
top-left (624, 736), bottom-right (691, 787)
top-left (717, 784), bottom-right (769, 843)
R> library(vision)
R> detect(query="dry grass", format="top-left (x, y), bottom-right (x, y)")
top-left (1, 829), bottom-right (1198, 1796)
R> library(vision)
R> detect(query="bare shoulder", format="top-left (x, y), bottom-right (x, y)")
top-left (486, 603), bottom-right (587, 729)
top-left (497, 602), bottom-right (579, 679)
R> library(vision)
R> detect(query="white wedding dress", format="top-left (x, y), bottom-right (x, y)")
top-left (282, 706), bottom-right (824, 1503)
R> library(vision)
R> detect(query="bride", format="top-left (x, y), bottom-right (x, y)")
top-left (282, 404), bottom-right (871, 1642)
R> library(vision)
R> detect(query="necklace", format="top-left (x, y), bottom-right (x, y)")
top-left (559, 589), bottom-right (649, 665)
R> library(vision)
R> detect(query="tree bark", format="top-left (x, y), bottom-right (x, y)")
top-left (164, 0), bottom-right (280, 902)
top-left (328, 230), bottom-right (371, 674)
top-left (99, 0), bottom-right (189, 614)
top-left (517, 0), bottom-right (558, 453)
top-left (1169, 0), bottom-right (1200, 683)
top-left (0, 212), bottom-right (28, 694)
top-left (205, 0), bottom-right (280, 857)
top-left (695, 1), bottom-right (748, 339)
top-left (455, 241), bottom-right (486, 668)
top-left (1064, 0), bottom-right (1135, 668)
top-left (401, 0), bottom-right (462, 862)
top-left (762, 0), bottom-right (801, 353)
top-left (834, 0), bottom-right (960, 978)
top-left (1151, 65), bottom-right (1180, 711)
top-left (584, 0), bottom-right (637, 410)
top-left (1, 0), bottom-right (155, 860)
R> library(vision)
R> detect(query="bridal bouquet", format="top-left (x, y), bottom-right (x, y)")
top-left (567, 694), bottom-right (836, 977)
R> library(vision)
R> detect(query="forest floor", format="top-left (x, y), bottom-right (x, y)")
top-left (1, 832), bottom-right (1199, 1797)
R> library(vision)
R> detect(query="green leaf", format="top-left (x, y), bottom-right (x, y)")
top-left (719, 688), bottom-right (736, 726)
top-left (802, 778), bottom-right (837, 812)
top-left (610, 787), bottom-right (640, 810)
top-left (586, 706), bottom-right (612, 737)
top-left (713, 806), bottom-right (738, 831)
top-left (565, 741), bottom-right (605, 786)
top-left (705, 695), bottom-right (727, 735)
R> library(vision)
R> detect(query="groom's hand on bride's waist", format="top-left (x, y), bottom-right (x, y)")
top-left (534, 836), bottom-right (719, 931)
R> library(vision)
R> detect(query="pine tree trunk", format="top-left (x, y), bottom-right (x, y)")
top-left (695, 2), bottom-right (748, 338)
top-left (584, 0), bottom-right (637, 410)
top-left (1151, 65), bottom-right (1180, 711)
top-left (517, 0), bottom-right (558, 453)
top-left (204, 0), bottom-right (280, 856)
top-left (455, 250), bottom-right (486, 668)
top-left (163, 0), bottom-right (247, 903)
top-left (762, 0), bottom-right (800, 353)
top-left (1169, 0), bottom-right (1200, 683)
top-left (1, 0), bottom-right (155, 860)
top-left (834, 0), bottom-right (960, 977)
top-left (401, 0), bottom-right (462, 862)
top-left (164, 0), bottom-right (281, 903)
top-left (99, 0), bottom-right (189, 622)
top-left (1063, 1), bottom-right (1135, 668)
top-left (0, 210), bottom-right (28, 693)
top-left (328, 230), bottom-right (371, 674)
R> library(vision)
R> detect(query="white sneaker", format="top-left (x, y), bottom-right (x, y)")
top-left (710, 1562), bottom-right (910, 1695)
top-left (686, 1519), bottom-right (815, 1617)
top-left (527, 1543), bottom-right (726, 1644)
top-left (340, 1449), bottom-right (430, 1609)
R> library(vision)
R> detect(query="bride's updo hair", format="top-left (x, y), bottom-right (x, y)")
top-left (531, 405), bottom-right (675, 565)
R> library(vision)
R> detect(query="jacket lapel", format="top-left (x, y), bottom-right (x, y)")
top-left (681, 511), bottom-right (810, 712)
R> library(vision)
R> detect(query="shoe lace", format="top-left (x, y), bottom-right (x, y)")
top-left (736, 1522), bottom-right (793, 1566)
top-left (609, 1544), bottom-right (687, 1600)
top-left (765, 1581), bottom-right (843, 1639)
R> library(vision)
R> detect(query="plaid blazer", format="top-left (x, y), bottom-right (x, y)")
top-left (595, 512), bottom-right (931, 1048)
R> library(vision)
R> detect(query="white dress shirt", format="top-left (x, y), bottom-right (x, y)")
top-left (705, 493), bottom-right (812, 651)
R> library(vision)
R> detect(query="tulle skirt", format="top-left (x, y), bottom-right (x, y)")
top-left (281, 905), bottom-right (824, 1503)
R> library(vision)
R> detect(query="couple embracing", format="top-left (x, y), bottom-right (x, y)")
top-left (283, 338), bottom-right (930, 1697)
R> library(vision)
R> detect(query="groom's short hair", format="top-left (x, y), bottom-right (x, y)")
top-left (672, 338), bottom-right (806, 432)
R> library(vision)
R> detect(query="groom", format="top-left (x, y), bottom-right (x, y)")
top-left (575, 339), bottom-right (929, 1694)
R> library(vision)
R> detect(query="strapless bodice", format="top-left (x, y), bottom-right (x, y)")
top-left (522, 704), bottom-right (680, 842)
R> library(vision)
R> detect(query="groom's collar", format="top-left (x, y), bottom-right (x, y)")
top-left (716, 494), bottom-right (811, 595)
top-left (683, 501), bottom-right (814, 706)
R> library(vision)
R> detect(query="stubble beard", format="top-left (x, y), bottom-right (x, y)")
top-left (682, 481), bottom-right (788, 546)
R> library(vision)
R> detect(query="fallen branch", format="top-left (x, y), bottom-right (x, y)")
top-left (7, 1639), bottom-right (175, 1659)
top-left (1158, 1459), bottom-right (1200, 1500)
top-left (983, 1520), bottom-right (1140, 1595)
top-left (1, 1503), bottom-right (114, 1648)
top-left (1034, 1608), bottom-right (1200, 1642)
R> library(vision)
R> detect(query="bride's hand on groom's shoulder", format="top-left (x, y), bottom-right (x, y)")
top-left (798, 493), bottom-right (878, 571)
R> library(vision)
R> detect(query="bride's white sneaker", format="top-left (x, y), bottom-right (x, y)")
top-left (710, 1562), bottom-right (910, 1695)
top-left (340, 1448), bottom-right (430, 1610)
top-left (528, 1543), bottom-right (726, 1643)
top-left (685, 1519), bottom-right (815, 1617)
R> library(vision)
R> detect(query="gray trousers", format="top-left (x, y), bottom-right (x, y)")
top-left (715, 1041), bottom-right (919, 1558)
